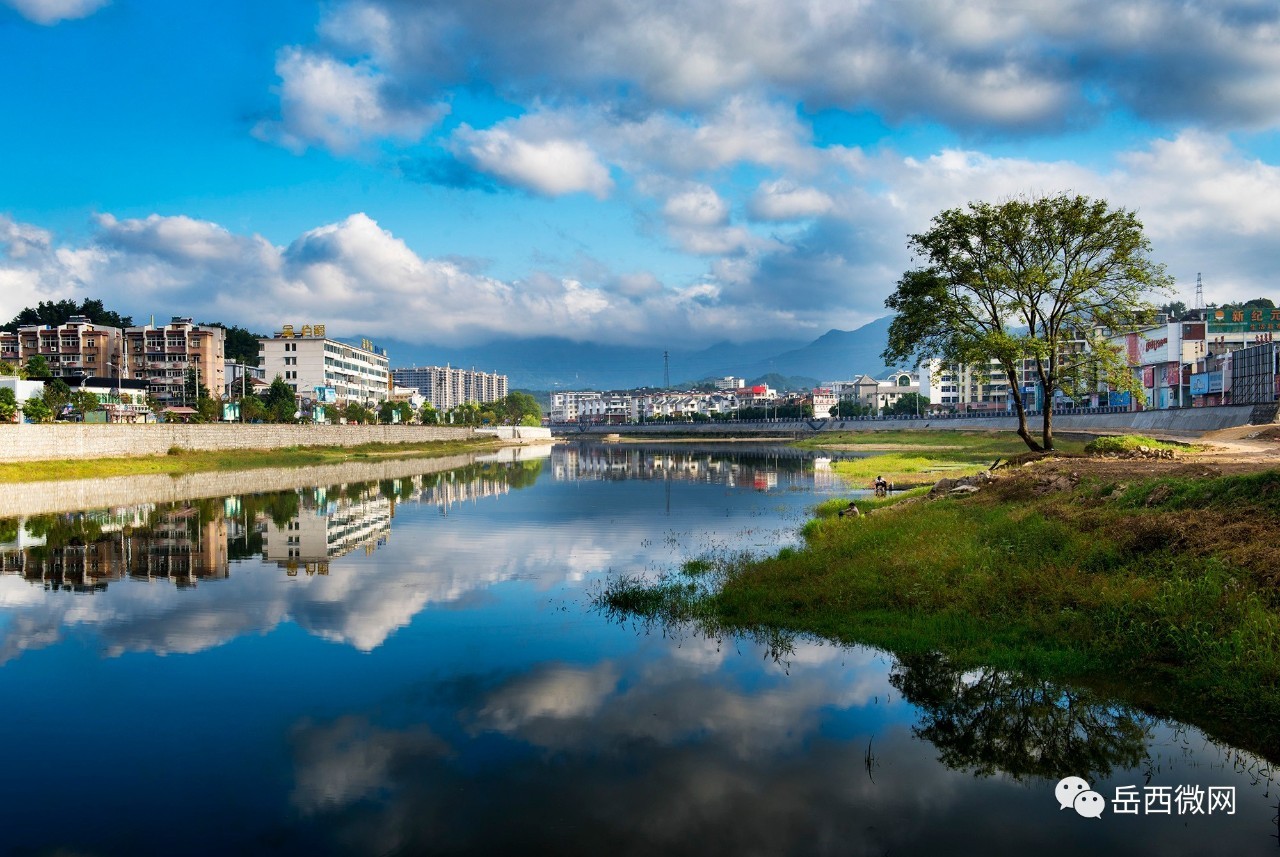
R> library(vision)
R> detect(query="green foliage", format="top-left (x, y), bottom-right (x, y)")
top-left (378, 400), bottom-right (397, 424)
top-left (196, 396), bottom-right (221, 422)
top-left (203, 322), bottom-right (266, 365)
top-left (240, 395), bottom-right (267, 422)
top-left (21, 396), bottom-right (52, 423)
top-left (829, 397), bottom-right (875, 417)
top-left (1084, 435), bottom-right (1182, 454)
top-left (885, 393), bottom-right (929, 416)
top-left (3, 298), bottom-right (132, 332)
top-left (418, 403), bottom-right (440, 425)
top-left (396, 401), bottom-right (414, 424)
top-left (69, 390), bottom-right (101, 418)
top-left (24, 355), bottom-right (52, 378)
top-left (262, 375), bottom-right (297, 422)
top-left (42, 379), bottom-right (71, 415)
top-left (884, 193), bottom-right (1171, 452)
top-left (0, 387), bottom-right (17, 422)
top-left (340, 401), bottom-right (373, 424)
top-left (487, 391), bottom-right (542, 425)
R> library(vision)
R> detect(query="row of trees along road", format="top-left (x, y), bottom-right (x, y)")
top-left (883, 193), bottom-right (1170, 452)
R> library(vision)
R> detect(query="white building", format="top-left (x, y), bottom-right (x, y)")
top-left (550, 391), bottom-right (602, 422)
top-left (392, 365), bottom-right (507, 412)
top-left (714, 376), bottom-right (745, 390)
top-left (259, 325), bottom-right (390, 408)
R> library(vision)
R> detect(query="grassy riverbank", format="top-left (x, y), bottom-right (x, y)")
top-left (0, 437), bottom-right (504, 484)
top-left (601, 440), bottom-right (1280, 761)
top-left (802, 429), bottom-right (1089, 485)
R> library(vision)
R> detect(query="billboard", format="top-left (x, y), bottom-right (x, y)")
top-left (314, 386), bottom-right (338, 404)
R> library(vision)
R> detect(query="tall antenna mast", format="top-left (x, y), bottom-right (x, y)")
top-left (1194, 272), bottom-right (1205, 312)
top-left (663, 351), bottom-right (670, 389)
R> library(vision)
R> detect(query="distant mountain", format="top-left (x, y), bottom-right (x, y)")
top-left (733, 316), bottom-right (898, 383)
top-left (381, 316), bottom-right (899, 390)
top-left (383, 335), bottom-right (808, 390)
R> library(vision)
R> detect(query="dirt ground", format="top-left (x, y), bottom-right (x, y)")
top-left (1026, 425), bottom-right (1280, 481)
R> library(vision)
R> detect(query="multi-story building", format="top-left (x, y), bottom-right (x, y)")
top-left (224, 360), bottom-right (266, 399)
top-left (920, 360), bottom-right (1010, 412)
top-left (259, 325), bottom-right (391, 408)
top-left (392, 365), bottom-right (507, 412)
top-left (0, 316), bottom-right (126, 380)
top-left (123, 318), bottom-right (226, 407)
top-left (549, 391), bottom-right (601, 422)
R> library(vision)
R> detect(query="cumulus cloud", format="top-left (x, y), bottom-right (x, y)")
top-left (452, 124), bottom-right (613, 198)
top-left (5, 130), bottom-right (1279, 346)
top-left (254, 47), bottom-right (447, 154)
top-left (2, 0), bottom-right (106, 24)
top-left (747, 181), bottom-right (834, 221)
top-left (296, 0), bottom-right (1280, 134)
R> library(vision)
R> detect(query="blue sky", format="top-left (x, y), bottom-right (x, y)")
top-left (2, 0), bottom-right (1279, 349)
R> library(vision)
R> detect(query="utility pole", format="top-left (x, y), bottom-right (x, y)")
top-left (1195, 273), bottom-right (1205, 313)
top-left (663, 351), bottom-right (670, 390)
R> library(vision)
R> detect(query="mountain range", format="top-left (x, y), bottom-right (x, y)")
top-left (383, 315), bottom-right (899, 390)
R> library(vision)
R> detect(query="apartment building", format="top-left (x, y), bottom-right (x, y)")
top-left (259, 324), bottom-right (390, 407)
top-left (123, 318), bottom-right (226, 407)
top-left (392, 365), bottom-right (507, 412)
top-left (0, 316), bottom-right (125, 380)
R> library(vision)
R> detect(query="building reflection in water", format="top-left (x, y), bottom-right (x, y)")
top-left (0, 459), bottom-right (534, 593)
top-left (550, 441), bottom-right (836, 491)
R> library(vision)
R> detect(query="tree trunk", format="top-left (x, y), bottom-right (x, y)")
top-left (1006, 368), bottom-right (1043, 452)
top-left (1041, 402), bottom-right (1054, 451)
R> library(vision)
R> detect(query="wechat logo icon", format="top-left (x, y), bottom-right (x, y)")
top-left (1056, 776), bottom-right (1106, 819)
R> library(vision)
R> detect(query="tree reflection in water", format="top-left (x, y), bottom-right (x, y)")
top-left (889, 652), bottom-right (1154, 781)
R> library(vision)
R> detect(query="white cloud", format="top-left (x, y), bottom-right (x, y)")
top-left (748, 181), bottom-right (834, 221)
top-left (3, 0), bottom-right (106, 24)
top-left (662, 186), bottom-right (729, 228)
top-left (299, 0), bottom-right (1280, 133)
top-left (254, 48), bottom-right (447, 154)
top-left (4, 130), bottom-right (1279, 347)
top-left (453, 124), bottom-right (613, 199)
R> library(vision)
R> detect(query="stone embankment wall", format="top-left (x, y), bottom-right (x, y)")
top-left (475, 426), bottom-right (554, 440)
top-left (0, 424), bottom-right (477, 463)
top-left (0, 452), bottom-right (483, 517)
top-left (556, 404), bottom-right (1265, 439)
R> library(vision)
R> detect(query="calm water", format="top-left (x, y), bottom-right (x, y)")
top-left (0, 442), bottom-right (1275, 856)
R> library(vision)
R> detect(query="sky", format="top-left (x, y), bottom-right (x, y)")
top-left (2, 0), bottom-right (1279, 351)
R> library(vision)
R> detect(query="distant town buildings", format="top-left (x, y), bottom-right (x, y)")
top-left (1, 315), bottom-right (126, 380)
top-left (124, 317), bottom-right (226, 408)
top-left (0, 315), bottom-right (225, 410)
top-left (259, 324), bottom-right (390, 408)
top-left (392, 365), bottom-right (507, 412)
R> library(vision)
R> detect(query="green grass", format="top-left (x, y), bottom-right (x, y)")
top-left (807, 430), bottom-right (1086, 485)
top-left (0, 438), bottom-right (502, 484)
top-left (1083, 434), bottom-right (1188, 454)
top-left (598, 470), bottom-right (1280, 762)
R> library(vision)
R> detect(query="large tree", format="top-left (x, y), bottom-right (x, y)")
top-left (883, 194), bottom-right (1168, 451)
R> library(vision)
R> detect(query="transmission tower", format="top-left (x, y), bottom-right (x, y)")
top-left (1194, 272), bottom-right (1205, 312)
top-left (663, 350), bottom-right (670, 389)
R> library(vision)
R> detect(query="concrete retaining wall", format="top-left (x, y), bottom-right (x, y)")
top-left (475, 426), bottom-right (554, 441)
top-left (554, 404), bottom-right (1264, 439)
top-left (0, 424), bottom-right (477, 463)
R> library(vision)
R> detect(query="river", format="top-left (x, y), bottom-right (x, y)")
top-left (0, 441), bottom-right (1274, 856)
